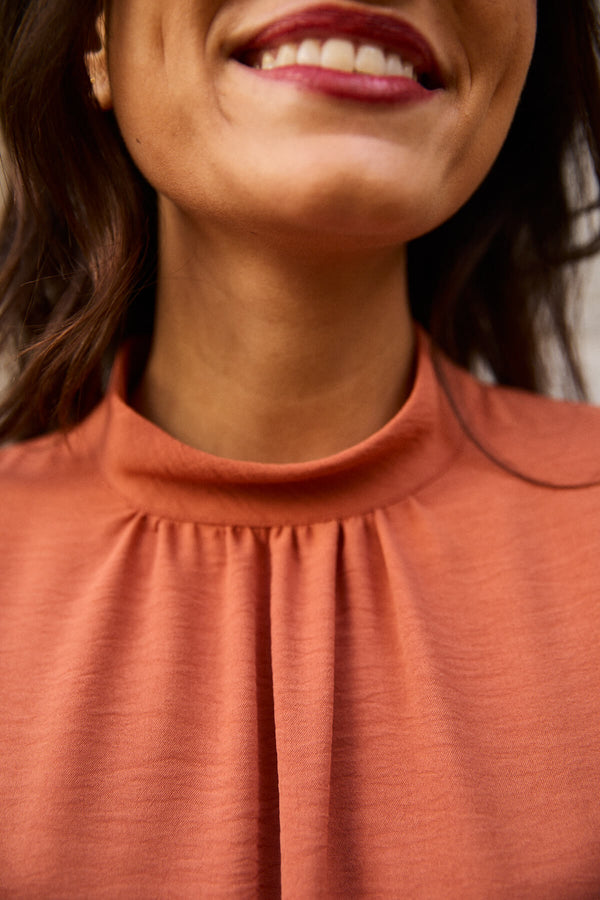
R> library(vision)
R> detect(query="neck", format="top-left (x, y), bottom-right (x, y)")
top-left (134, 208), bottom-right (416, 464)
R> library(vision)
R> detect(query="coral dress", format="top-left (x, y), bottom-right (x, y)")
top-left (1, 328), bottom-right (600, 898)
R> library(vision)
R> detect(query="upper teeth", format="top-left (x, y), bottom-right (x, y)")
top-left (257, 38), bottom-right (417, 80)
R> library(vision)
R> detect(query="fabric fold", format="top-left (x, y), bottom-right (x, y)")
top-left (269, 524), bottom-right (339, 897)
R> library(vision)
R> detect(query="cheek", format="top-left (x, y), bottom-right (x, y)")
top-left (107, 3), bottom-right (206, 162)
top-left (441, 2), bottom-right (537, 181)
top-left (458, 0), bottom-right (537, 95)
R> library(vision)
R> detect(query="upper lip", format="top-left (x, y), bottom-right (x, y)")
top-left (232, 3), bottom-right (445, 89)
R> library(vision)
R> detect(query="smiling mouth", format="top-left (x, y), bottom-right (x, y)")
top-left (233, 4), bottom-right (445, 92)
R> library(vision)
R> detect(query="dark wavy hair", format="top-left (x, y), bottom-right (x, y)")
top-left (1, 0), bottom-right (600, 442)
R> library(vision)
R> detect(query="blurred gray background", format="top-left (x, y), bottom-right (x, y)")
top-left (576, 262), bottom-right (600, 402)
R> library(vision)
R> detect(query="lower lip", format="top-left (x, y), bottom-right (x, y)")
top-left (247, 65), bottom-right (436, 104)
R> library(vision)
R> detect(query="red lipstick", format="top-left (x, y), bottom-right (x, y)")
top-left (234, 4), bottom-right (444, 103)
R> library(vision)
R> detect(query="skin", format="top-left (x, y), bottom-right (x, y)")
top-left (89, 0), bottom-right (537, 464)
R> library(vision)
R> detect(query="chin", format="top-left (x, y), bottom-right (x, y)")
top-left (258, 186), bottom-right (445, 249)
top-left (244, 149), bottom-right (456, 243)
top-left (158, 152), bottom-right (462, 251)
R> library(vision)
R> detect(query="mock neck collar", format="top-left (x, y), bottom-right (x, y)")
top-left (75, 326), bottom-right (465, 526)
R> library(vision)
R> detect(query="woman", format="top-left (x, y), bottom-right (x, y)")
top-left (1, 0), bottom-right (600, 895)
